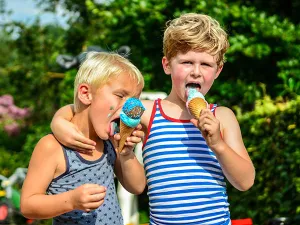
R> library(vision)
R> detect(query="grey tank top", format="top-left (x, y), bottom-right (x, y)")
top-left (47, 140), bottom-right (123, 225)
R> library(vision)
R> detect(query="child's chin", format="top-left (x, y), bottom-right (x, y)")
top-left (100, 133), bottom-right (110, 140)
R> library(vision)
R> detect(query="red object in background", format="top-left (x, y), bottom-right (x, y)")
top-left (0, 204), bottom-right (8, 221)
top-left (26, 219), bottom-right (35, 224)
top-left (231, 218), bottom-right (253, 225)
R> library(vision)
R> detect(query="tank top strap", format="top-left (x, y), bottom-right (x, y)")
top-left (209, 103), bottom-right (218, 116)
top-left (142, 98), bottom-right (160, 147)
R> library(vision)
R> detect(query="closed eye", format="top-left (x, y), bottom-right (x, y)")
top-left (202, 63), bottom-right (211, 67)
top-left (115, 94), bottom-right (124, 99)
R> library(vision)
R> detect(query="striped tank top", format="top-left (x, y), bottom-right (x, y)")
top-left (143, 99), bottom-right (230, 225)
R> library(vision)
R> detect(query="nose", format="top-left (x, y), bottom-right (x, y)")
top-left (191, 64), bottom-right (202, 78)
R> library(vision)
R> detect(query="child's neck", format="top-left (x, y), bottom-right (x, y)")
top-left (72, 111), bottom-right (99, 141)
top-left (165, 95), bottom-right (186, 109)
top-left (162, 96), bottom-right (191, 120)
top-left (80, 140), bottom-right (105, 160)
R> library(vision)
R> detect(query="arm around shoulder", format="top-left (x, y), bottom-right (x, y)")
top-left (50, 104), bottom-right (74, 144)
top-left (50, 104), bottom-right (96, 150)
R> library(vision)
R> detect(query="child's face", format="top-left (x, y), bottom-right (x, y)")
top-left (88, 73), bottom-right (143, 140)
top-left (163, 50), bottom-right (222, 101)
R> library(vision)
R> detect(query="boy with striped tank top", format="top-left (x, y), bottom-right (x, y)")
top-left (50, 13), bottom-right (255, 225)
top-left (20, 52), bottom-right (146, 225)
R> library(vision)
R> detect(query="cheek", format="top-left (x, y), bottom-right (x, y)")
top-left (90, 97), bottom-right (111, 119)
top-left (203, 68), bottom-right (217, 81)
top-left (171, 67), bottom-right (187, 84)
top-left (172, 76), bottom-right (183, 88)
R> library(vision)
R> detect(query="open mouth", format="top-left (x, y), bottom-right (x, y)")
top-left (185, 83), bottom-right (201, 91)
top-left (110, 118), bottom-right (120, 136)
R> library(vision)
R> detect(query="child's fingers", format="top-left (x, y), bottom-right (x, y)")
top-left (73, 140), bottom-right (96, 150)
top-left (190, 118), bottom-right (198, 127)
top-left (132, 130), bottom-right (145, 139)
top-left (75, 147), bottom-right (93, 155)
top-left (135, 124), bottom-right (142, 130)
top-left (90, 192), bottom-right (106, 202)
top-left (84, 200), bottom-right (105, 212)
top-left (113, 133), bottom-right (121, 141)
top-left (126, 136), bottom-right (142, 145)
top-left (83, 184), bottom-right (107, 194)
top-left (75, 135), bottom-right (96, 147)
top-left (81, 183), bottom-right (106, 195)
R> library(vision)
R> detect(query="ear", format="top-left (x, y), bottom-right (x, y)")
top-left (215, 65), bottom-right (223, 79)
top-left (162, 56), bottom-right (171, 75)
top-left (77, 83), bottom-right (92, 106)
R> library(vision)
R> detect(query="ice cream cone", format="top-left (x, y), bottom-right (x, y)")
top-left (188, 97), bottom-right (208, 119)
top-left (118, 97), bottom-right (145, 152)
top-left (118, 120), bottom-right (135, 152)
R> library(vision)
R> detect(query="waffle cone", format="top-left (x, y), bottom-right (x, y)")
top-left (118, 121), bottom-right (135, 152)
top-left (188, 97), bottom-right (207, 119)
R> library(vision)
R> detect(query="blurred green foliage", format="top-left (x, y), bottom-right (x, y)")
top-left (229, 96), bottom-right (300, 223)
top-left (0, 0), bottom-right (299, 224)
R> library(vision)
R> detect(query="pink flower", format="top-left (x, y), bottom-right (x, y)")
top-left (0, 95), bottom-right (14, 107)
top-left (0, 105), bottom-right (9, 116)
top-left (7, 105), bottom-right (30, 119)
top-left (4, 122), bottom-right (20, 136)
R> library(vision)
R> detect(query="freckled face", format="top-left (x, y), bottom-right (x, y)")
top-left (89, 73), bottom-right (143, 140)
top-left (163, 51), bottom-right (222, 102)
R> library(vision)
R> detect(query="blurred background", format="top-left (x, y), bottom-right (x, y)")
top-left (0, 0), bottom-right (299, 224)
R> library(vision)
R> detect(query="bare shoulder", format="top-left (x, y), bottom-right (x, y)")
top-left (141, 99), bottom-right (155, 130)
top-left (32, 134), bottom-right (63, 158)
top-left (215, 106), bottom-right (237, 119)
top-left (28, 134), bottom-right (65, 178)
top-left (214, 106), bottom-right (240, 130)
top-left (24, 135), bottom-right (64, 194)
top-left (141, 99), bottom-right (155, 111)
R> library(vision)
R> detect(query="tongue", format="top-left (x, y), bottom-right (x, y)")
top-left (110, 123), bottom-right (114, 136)
top-left (110, 122), bottom-right (120, 136)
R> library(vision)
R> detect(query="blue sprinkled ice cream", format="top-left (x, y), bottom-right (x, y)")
top-left (118, 98), bottom-right (145, 151)
top-left (120, 98), bottom-right (145, 128)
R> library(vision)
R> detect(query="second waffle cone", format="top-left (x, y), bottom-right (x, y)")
top-left (188, 97), bottom-right (207, 119)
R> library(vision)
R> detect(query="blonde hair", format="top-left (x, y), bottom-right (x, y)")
top-left (74, 51), bottom-right (144, 112)
top-left (163, 13), bottom-right (230, 66)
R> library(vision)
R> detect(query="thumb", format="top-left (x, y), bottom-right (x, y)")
top-left (190, 118), bottom-right (199, 128)
top-left (84, 184), bottom-right (107, 193)
top-left (113, 133), bottom-right (121, 141)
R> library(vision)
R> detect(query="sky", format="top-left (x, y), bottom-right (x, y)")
top-left (4, 0), bottom-right (69, 27)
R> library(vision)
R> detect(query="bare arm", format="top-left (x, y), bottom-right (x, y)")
top-left (193, 107), bottom-right (255, 191)
top-left (50, 105), bottom-right (96, 151)
top-left (21, 135), bottom-right (106, 219)
top-left (113, 125), bottom-right (146, 195)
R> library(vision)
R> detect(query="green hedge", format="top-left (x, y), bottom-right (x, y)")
top-left (228, 96), bottom-right (300, 224)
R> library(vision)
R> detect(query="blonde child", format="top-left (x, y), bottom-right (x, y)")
top-left (50, 13), bottom-right (255, 225)
top-left (21, 52), bottom-right (146, 225)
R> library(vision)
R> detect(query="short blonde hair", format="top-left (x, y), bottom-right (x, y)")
top-left (163, 13), bottom-right (229, 66)
top-left (74, 51), bottom-right (144, 112)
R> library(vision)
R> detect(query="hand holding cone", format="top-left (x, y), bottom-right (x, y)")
top-left (118, 98), bottom-right (145, 152)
